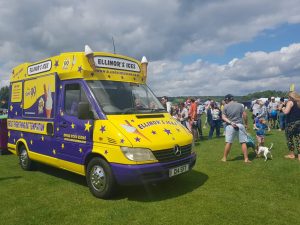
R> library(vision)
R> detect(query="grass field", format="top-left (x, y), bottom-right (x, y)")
top-left (0, 115), bottom-right (299, 225)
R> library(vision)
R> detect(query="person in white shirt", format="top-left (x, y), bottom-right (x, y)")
top-left (161, 96), bottom-right (172, 114)
top-left (179, 102), bottom-right (189, 129)
top-left (251, 100), bottom-right (261, 119)
top-left (268, 97), bottom-right (279, 129)
top-left (196, 101), bottom-right (204, 140)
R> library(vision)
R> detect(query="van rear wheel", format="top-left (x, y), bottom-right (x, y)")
top-left (86, 157), bottom-right (116, 199)
top-left (19, 145), bottom-right (34, 171)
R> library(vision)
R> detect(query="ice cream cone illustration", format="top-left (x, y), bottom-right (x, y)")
top-left (44, 84), bottom-right (53, 118)
top-left (141, 56), bottom-right (148, 79)
top-left (85, 45), bottom-right (96, 70)
top-left (121, 120), bottom-right (151, 142)
top-left (38, 97), bottom-right (45, 114)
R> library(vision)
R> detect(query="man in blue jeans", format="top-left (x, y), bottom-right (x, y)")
top-left (197, 101), bottom-right (204, 140)
top-left (207, 102), bottom-right (222, 139)
top-left (221, 94), bottom-right (251, 163)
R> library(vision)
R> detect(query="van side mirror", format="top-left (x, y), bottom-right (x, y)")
top-left (78, 102), bottom-right (94, 120)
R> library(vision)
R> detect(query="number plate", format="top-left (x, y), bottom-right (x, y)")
top-left (169, 164), bottom-right (189, 177)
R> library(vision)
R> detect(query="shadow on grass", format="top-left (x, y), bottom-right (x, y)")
top-left (32, 164), bottom-right (208, 201)
top-left (0, 176), bottom-right (22, 182)
top-left (196, 135), bottom-right (224, 142)
top-left (35, 163), bottom-right (86, 187)
top-left (229, 151), bottom-right (257, 161)
top-left (114, 170), bottom-right (208, 202)
top-left (0, 149), bottom-right (12, 155)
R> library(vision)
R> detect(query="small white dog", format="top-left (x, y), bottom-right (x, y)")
top-left (257, 143), bottom-right (273, 161)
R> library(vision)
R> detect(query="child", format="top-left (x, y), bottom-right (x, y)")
top-left (254, 118), bottom-right (268, 153)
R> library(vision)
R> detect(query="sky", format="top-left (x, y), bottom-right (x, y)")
top-left (0, 0), bottom-right (300, 96)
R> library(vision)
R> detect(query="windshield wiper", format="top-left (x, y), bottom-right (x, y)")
top-left (122, 107), bottom-right (137, 114)
top-left (122, 107), bottom-right (166, 114)
top-left (150, 108), bottom-right (166, 112)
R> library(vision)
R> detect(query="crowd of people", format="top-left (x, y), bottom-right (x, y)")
top-left (0, 108), bottom-right (8, 115)
top-left (160, 91), bottom-right (300, 162)
top-left (251, 96), bottom-right (287, 131)
top-left (161, 96), bottom-right (224, 141)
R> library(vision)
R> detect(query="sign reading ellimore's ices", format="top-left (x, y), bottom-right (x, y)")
top-left (94, 56), bottom-right (140, 72)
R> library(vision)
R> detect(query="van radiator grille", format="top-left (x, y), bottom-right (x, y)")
top-left (152, 144), bottom-right (192, 162)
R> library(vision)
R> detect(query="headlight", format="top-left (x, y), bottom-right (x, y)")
top-left (120, 147), bottom-right (156, 161)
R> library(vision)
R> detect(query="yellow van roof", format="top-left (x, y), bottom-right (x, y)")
top-left (10, 52), bottom-right (146, 84)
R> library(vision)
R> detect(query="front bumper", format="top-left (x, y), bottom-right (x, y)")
top-left (110, 153), bottom-right (196, 185)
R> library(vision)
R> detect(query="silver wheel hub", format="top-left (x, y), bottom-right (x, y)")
top-left (90, 165), bottom-right (106, 192)
top-left (20, 150), bottom-right (28, 167)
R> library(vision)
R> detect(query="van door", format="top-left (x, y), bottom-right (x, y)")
top-left (56, 81), bottom-right (94, 165)
top-left (21, 74), bottom-right (57, 161)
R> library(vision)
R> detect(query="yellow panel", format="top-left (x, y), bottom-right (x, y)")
top-left (7, 143), bottom-right (17, 155)
top-left (23, 74), bottom-right (55, 110)
top-left (7, 119), bottom-right (53, 135)
top-left (11, 82), bottom-right (23, 102)
top-left (10, 52), bottom-right (147, 84)
top-left (29, 151), bottom-right (85, 176)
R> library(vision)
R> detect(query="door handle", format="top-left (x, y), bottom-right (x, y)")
top-left (59, 122), bottom-right (68, 128)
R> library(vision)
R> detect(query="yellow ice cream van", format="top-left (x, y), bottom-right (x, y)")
top-left (7, 46), bottom-right (196, 198)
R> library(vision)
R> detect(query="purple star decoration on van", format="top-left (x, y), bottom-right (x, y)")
top-left (164, 128), bottom-right (171, 135)
top-left (100, 125), bottom-right (106, 133)
top-left (135, 137), bottom-right (141, 142)
top-left (54, 60), bottom-right (59, 67)
top-left (151, 130), bottom-right (157, 135)
top-left (78, 66), bottom-right (83, 72)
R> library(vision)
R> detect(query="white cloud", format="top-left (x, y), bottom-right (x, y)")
top-left (0, 0), bottom-right (300, 95)
top-left (147, 43), bottom-right (300, 96)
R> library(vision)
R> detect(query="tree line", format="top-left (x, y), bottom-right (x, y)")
top-left (0, 86), bottom-right (9, 108)
top-left (0, 85), bottom-right (287, 109)
top-left (162, 90), bottom-right (287, 105)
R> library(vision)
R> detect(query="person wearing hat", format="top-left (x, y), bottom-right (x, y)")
top-left (221, 94), bottom-right (251, 163)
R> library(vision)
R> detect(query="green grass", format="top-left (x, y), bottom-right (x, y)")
top-left (1, 116), bottom-right (299, 225)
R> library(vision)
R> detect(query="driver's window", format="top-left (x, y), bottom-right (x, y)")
top-left (132, 86), bottom-right (148, 108)
top-left (64, 83), bottom-right (89, 117)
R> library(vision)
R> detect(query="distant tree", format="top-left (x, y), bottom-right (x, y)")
top-left (165, 90), bottom-right (287, 104)
top-left (0, 86), bottom-right (9, 108)
top-left (243, 90), bottom-right (286, 101)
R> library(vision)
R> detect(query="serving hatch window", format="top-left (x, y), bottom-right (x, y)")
top-left (23, 74), bottom-right (55, 119)
top-left (86, 80), bottom-right (165, 115)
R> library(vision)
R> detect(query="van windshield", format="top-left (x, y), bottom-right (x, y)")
top-left (86, 80), bottom-right (165, 115)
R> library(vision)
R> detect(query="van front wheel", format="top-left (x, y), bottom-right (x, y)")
top-left (86, 157), bottom-right (116, 199)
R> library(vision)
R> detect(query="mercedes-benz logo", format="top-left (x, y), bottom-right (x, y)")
top-left (174, 145), bottom-right (182, 157)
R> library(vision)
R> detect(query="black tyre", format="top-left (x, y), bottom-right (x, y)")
top-left (19, 145), bottom-right (34, 171)
top-left (86, 157), bottom-right (116, 199)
